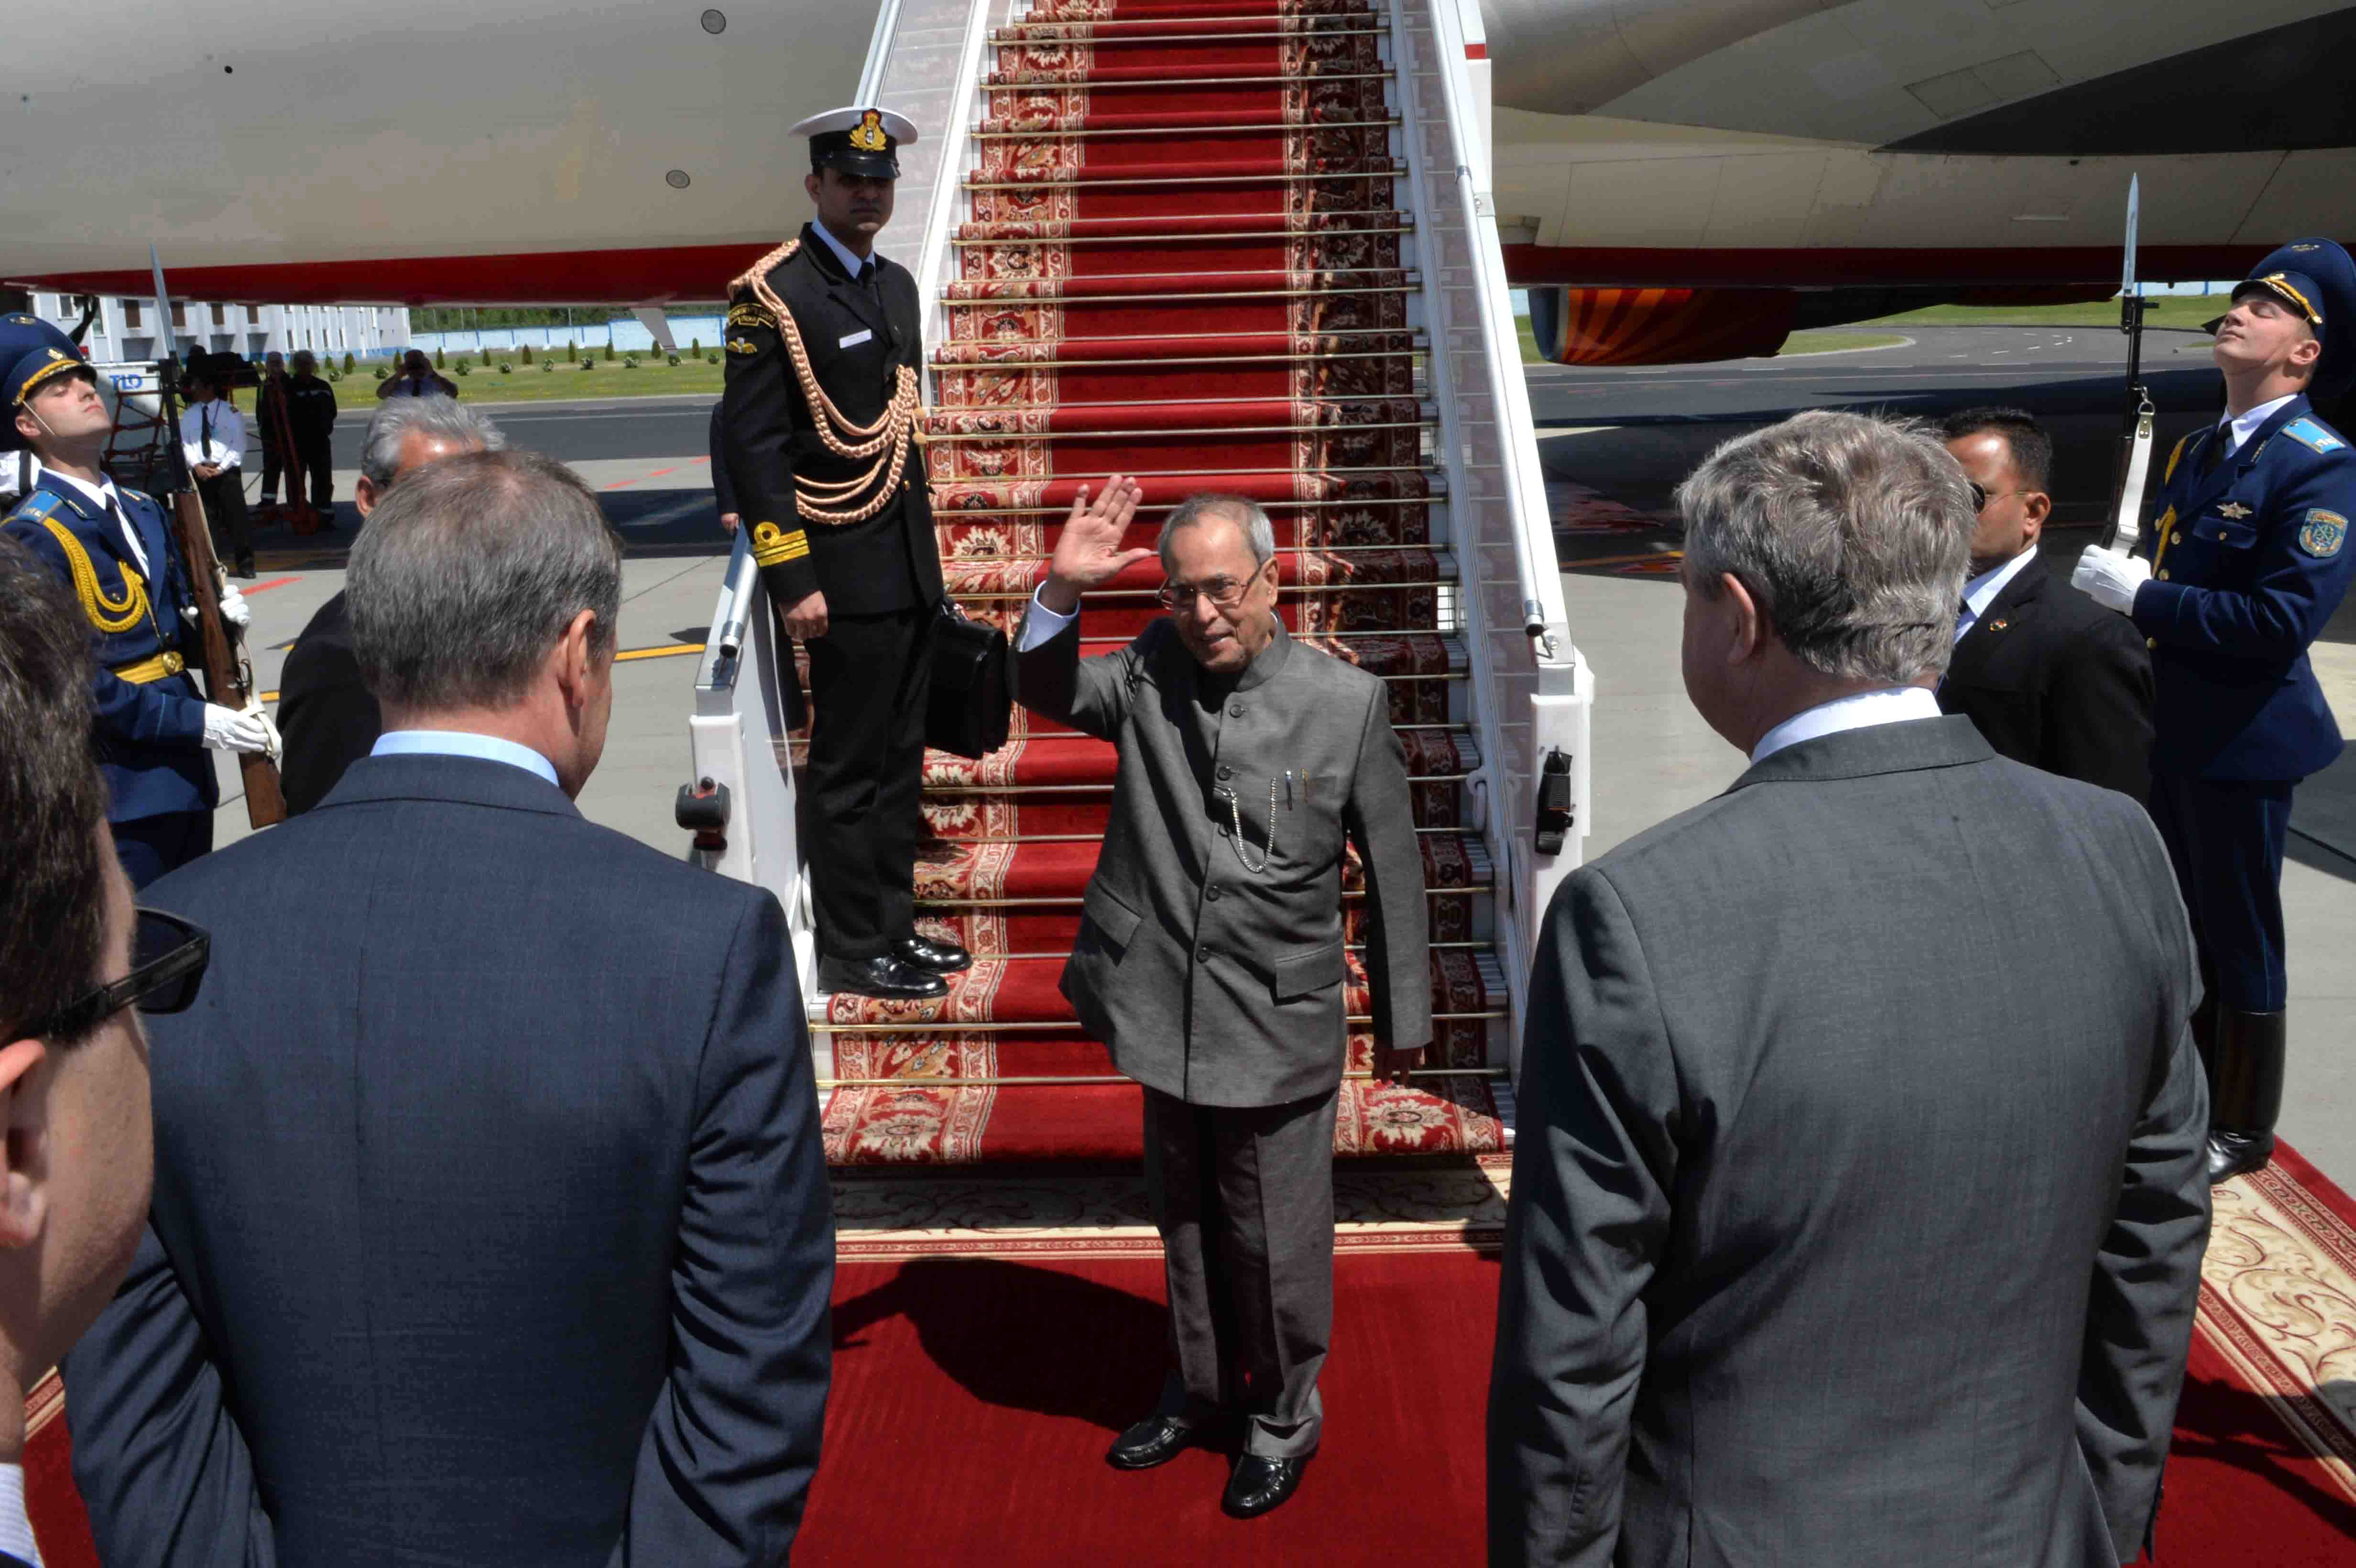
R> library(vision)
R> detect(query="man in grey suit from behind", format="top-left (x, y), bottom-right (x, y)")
top-left (1016, 479), bottom-right (1431, 1520)
top-left (63, 451), bottom-right (834, 1565)
top-left (1488, 411), bottom-right (2212, 1567)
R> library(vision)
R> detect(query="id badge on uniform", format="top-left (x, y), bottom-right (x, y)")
top-left (839, 329), bottom-right (873, 349)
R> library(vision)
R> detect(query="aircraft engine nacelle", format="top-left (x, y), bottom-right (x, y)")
top-left (1526, 286), bottom-right (1795, 366)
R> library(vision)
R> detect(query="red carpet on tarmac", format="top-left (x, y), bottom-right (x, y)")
top-left (26, 1144), bottom-right (2356, 1565)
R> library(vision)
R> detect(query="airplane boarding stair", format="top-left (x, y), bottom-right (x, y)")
top-left (687, 0), bottom-right (1590, 1165)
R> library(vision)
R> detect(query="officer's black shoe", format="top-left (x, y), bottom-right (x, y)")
top-left (2207, 1128), bottom-right (2275, 1185)
top-left (817, 953), bottom-right (947, 1001)
top-left (894, 934), bottom-right (971, 975)
top-left (232, 554), bottom-right (258, 580)
top-left (1222, 1455), bottom-right (1307, 1519)
top-left (1105, 1416), bottom-right (1195, 1471)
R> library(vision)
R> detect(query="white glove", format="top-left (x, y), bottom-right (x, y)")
top-left (181, 584), bottom-right (253, 631)
top-left (202, 703), bottom-right (273, 755)
top-left (2071, 545), bottom-right (2153, 615)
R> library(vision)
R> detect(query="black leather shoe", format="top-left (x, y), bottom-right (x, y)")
top-left (817, 953), bottom-right (947, 1001)
top-left (1105, 1416), bottom-right (1194, 1471)
top-left (894, 934), bottom-right (971, 975)
top-left (2207, 1128), bottom-right (2275, 1185)
top-left (1222, 1455), bottom-right (1306, 1518)
top-left (232, 554), bottom-right (259, 580)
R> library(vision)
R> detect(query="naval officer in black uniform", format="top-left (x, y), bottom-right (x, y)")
top-left (0, 315), bottom-right (271, 887)
top-left (720, 106), bottom-right (968, 1000)
top-left (2074, 239), bottom-right (2356, 1183)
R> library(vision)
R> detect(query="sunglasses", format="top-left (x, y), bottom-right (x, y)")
top-left (16, 909), bottom-right (209, 1044)
top-left (1968, 483), bottom-right (2035, 513)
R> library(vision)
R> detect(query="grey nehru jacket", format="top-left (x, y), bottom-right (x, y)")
top-left (1017, 614), bottom-right (1430, 1107)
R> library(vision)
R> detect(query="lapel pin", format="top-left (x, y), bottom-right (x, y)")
top-left (2219, 501), bottom-right (2253, 519)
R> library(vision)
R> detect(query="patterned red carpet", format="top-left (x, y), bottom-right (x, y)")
top-left (819, 0), bottom-right (1513, 1165)
top-left (24, 1144), bottom-right (2356, 1562)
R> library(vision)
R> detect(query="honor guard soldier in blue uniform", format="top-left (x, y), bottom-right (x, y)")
top-left (0, 316), bottom-right (270, 887)
top-left (720, 105), bottom-right (971, 1001)
top-left (2074, 238), bottom-right (2356, 1183)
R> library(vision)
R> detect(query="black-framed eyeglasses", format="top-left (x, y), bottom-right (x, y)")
top-left (16, 910), bottom-right (209, 1044)
top-left (1156, 576), bottom-right (1257, 612)
top-left (1968, 483), bottom-right (2035, 513)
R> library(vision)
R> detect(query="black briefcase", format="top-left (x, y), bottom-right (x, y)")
top-left (926, 599), bottom-right (1012, 759)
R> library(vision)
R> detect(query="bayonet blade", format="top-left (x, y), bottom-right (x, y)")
top-left (149, 246), bottom-right (177, 359)
top-left (2121, 175), bottom-right (2140, 300)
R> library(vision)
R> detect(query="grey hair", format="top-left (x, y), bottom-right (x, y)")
top-left (359, 394), bottom-right (505, 490)
top-left (348, 448), bottom-right (623, 712)
top-left (1157, 492), bottom-right (1276, 572)
top-left (1675, 410), bottom-right (1972, 685)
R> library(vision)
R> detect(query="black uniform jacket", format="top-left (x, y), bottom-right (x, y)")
top-left (720, 224), bottom-right (942, 616)
top-left (1938, 553), bottom-right (2154, 806)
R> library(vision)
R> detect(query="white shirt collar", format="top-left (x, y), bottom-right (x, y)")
top-left (1955, 545), bottom-right (2040, 642)
top-left (371, 730), bottom-right (561, 788)
top-left (36, 465), bottom-right (119, 514)
top-left (2220, 392), bottom-right (2301, 456)
top-left (1749, 686), bottom-right (1944, 765)
top-left (810, 219), bottom-right (877, 281)
top-left (0, 1461), bottom-right (41, 1565)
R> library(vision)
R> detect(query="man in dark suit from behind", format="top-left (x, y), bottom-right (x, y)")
top-left (1937, 406), bottom-right (2154, 803)
top-left (63, 450), bottom-right (835, 1565)
top-left (1489, 411), bottom-right (2211, 1567)
top-left (0, 543), bottom-right (185, 1568)
top-left (275, 395), bottom-right (503, 814)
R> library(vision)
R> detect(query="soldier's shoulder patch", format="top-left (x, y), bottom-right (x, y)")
top-left (2298, 509), bottom-right (2347, 559)
top-left (725, 302), bottom-right (778, 333)
top-left (726, 337), bottom-right (760, 355)
top-left (2282, 417), bottom-right (2346, 454)
top-left (4, 490), bottom-right (60, 526)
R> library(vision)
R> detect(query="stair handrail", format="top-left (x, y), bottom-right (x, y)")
top-left (1386, 0), bottom-right (1592, 1092)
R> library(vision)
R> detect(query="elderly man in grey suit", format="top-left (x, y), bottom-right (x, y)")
top-left (1488, 411), bottom-right (2213, 1567)
top-left (1016, 479), bottom-right (1431, 1520)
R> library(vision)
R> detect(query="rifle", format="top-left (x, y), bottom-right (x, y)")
top-left (155, 353), bottom-right (287, 827)
top-left (2104, 175), bottom-right (2157, 556)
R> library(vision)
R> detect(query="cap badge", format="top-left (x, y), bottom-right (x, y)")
top-left (850, 110), bottom-right (888, 152)
top-left (2293, 242), bottom-right (2320, 251)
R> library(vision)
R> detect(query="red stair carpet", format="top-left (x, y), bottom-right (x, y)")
top-left (818, 0), bottom-right (1514, 1165)
top-left (25, 1141), bottom-right (2356, 1563)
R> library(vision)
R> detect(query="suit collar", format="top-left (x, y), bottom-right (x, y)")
top-left (801, 223), bottom-right (889, 336)
top-left (1730, 713), bottom-right (1994, 792)
top-left (1231, 619), bottom-right (1293, 692)
top-left (313, 752), bottom-right (582, 819)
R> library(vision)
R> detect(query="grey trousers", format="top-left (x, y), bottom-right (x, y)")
top-left (1141, 1082), bottom-right (1338, 1459)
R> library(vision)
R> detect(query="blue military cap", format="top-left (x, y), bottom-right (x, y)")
top-left (2233, 238), bottom-right (2356, 401)
top-left (0, 313), bottom-right (93, 452)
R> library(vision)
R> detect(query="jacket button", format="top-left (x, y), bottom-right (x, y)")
top-left (1205, 885), bottom-right (1222, 901)
top-left (1216, 765), bottom-right (1233, 781)
top-left (2171, 532), bottom-right (2182, 545)
top-left (2156, 569), bottom-right (2170, 581)
top-left (1196, 944), bottom-right (1211, 961)
top-left (2147, 637), bottom-right (2158, 649)
top-left (1229, 704), bottom-right (1244, 718)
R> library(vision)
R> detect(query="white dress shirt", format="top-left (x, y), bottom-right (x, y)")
top-left (1016, 586), bottom-right (1075, 652)
top-left (371, 730), bottom-right (561, 787)
top-left (809, 218), bottom-right (878, 281)
top-left (180, 399), bottom-right (243, 472)
top-left (2215, 392), bottom-right (2301, 462)
top-left (31, 467), bottom-right (150, 576)
top-left (0, 1461), bottom-right (41, 1565)
top-left (1749, 685), bottom-right (1944, 765)
top-left (1954, 544), bottom-right (2040, 643)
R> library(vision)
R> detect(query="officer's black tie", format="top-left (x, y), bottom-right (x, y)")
top-left (2200, 423), bottom-right (2229, 476)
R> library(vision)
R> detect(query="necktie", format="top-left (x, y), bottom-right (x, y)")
top-left (2201, 422), bottom-right (2230, 476)
top-left (200, 404), bottom-right (214, 463)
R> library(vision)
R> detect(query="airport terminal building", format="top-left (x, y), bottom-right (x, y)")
top-left (11, 291), bottom-right (406, 366)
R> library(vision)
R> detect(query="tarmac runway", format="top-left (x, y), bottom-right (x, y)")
top-left (218, 321), bottom-right (2356, 1178)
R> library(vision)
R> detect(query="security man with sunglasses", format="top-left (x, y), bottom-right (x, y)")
top-left (0, 316), bottom-right (267, 888)
top-left (2073, 238), bottom-right (2356, 1183)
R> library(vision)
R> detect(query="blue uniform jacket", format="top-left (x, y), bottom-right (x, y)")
top-left (2132, 394), bottom-right (2356, 781)
top-left (2, 476), bottom-right (218, 821)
